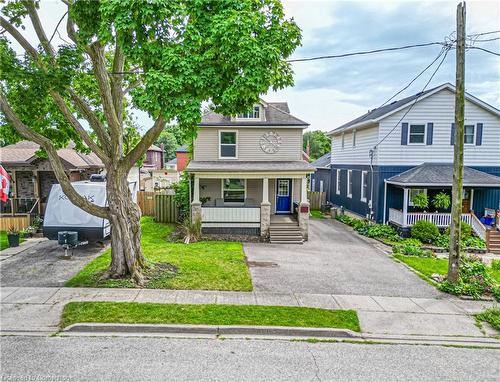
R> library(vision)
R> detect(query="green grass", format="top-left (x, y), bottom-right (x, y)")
top-left (475, 307), bottom-right (500, 331)
top-left (65, 217), bottom-right (252, 291)
top-left (60, 301), bottom-right (360, 331)
top-left (0, 231), bottom-right (24, 251)
top-left (309, 210), bottom-right (326, 219)
top-left (394, 254), bottom-right (500, 284)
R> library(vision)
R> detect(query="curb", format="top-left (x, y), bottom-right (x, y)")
top-left (62, 323), bottom-right (360, 339)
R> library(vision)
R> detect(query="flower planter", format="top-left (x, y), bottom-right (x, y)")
top-left (7, 233), bottom-right (20, 248)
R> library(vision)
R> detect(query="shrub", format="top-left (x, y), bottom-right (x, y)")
top-left (358, 224), bottom-right (399, 241)
top-left (476, 307), bottom-right (500, 331)
top-left (434, 234), bottom-right (449, 248)
top-left (463, 236), bottom-right (486, 249)
top-left (410, 220), bottom-right (440, 244)
top-left (336, 214), bottom-right (353, 225)
top-left (180, 216), bottom-right (202, 244)
top-left (439, 256), bottom-right (497, 299)
top-left (411, 192), bottom-right (429, 209)
top-left (445, 222), bottom-right (472, 241)
top-left (491, 259), bottom-right (500, 271)
top-left (432, 192), bottom-right (451, 210)
top-left (173, 171), bottom-right (190, 220)
top-left (392, 239), bottom-right (432, 257)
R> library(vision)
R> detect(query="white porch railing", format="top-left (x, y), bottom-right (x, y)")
top-left (470, 213), bottom-right (487, 241)
top-left (388, 209), bottom-right (472, 227)
top-left (201, 207), bottom-right (260, 227)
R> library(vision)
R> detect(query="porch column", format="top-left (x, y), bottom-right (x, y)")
top-left (470, 189), bottom-right (474, 212)
top-left (298, 176), bottom-right (310, 240)
top-left (260, 177), bottom-right (271, 237)
top-left (191, 175), bottom-right (202, 222)
top-left (402, 188), bottom-right (409, 227)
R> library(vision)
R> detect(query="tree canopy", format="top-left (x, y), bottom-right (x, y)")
top-left (303, 130), bottom-right (331, 161)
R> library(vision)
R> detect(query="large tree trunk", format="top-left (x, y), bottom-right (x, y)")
top-left (105, 169), bottom-right (146, 285)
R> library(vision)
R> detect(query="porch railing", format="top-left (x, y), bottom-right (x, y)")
top-left (470, 213), bottom-right (487, 241)
top-left (388, 208), bottom-right (404, 226)
top-left (0, 198), bottom-right (39, 215)
top-left (388, 209), bottom-right (472, 228)
top-left (201, 207), bottom-right (260, 224)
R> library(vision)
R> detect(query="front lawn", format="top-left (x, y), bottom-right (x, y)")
top-left (394, 254), bottom-right (500, 284)
top-left (310, 210), bottom-right (326, 219)
top-left (60, 301), bottom-right (360, 331)
top-left (65, 217), bottom-right (252, 291)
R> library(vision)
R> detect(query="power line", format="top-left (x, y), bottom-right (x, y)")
top-left (372, 46), bottom-right (452, 149)
top-left (468, 46), bottom-right (500, 56)
top-left (287, 42), bottom-right (444, 63)
top-left (468, 30), bottom-right (500, 37)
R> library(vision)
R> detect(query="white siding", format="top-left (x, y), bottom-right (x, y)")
top-left (194, 127), bottom-right (303, 161)
top-left (377, 88), bottom-right (500, 166)
top-left (331, 125), bottom-right (379, 165)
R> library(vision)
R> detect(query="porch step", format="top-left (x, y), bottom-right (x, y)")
top-left (487, 231), bottom-right (500, 254)
top-left (269, 220), bottom-right (303, 244)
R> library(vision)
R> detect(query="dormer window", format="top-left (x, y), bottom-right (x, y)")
top-left (237, 106), bottom-right (260, 119)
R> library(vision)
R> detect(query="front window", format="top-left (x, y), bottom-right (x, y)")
top-left (361, 171), bottom-right (368, 202)
top-left (347, 170), bottom-right (352, 198)
top-left (220, 131), bottom-right (237, 158)
top-left (223, 179), bottom-right (245, 203)
top-left (408, 188), bottom-right (427, 207)
top-left (409, 124), bottom-right (425, 144)
top-left (336, 169), bottom-right (341, 194)
top-left (464, 125), bottom-right (475, 144)
top-left (237, 106), bottom-right (260, 119)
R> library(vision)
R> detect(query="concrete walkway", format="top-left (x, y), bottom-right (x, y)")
top-left (1, 287), bottom-right (497, 340)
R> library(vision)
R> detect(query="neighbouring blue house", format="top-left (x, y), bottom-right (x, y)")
top-left (327, 83), bottom-right (500, 251)
top-left (310, 152), bottom-right (331, 193)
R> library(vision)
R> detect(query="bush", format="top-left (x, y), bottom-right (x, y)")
top-left (439, 256), bottom-right (497, 299)
top-left (444, 222), bottom-right (472, 241)
top-left (410, 220), bottom-right (440, 244)
top-left (180, 216), bottom-right (202, 244)
top-left (491, 259), bottom-right (500, 271)
top-left (173, 171), bottom-right (190, 220)
top-left (432, 192), bottom-right (451, 210)
top-left (392, 238), bottom-right (432, 257)
top-left (434, 234), bottom-right (449, 248)
top-left (463, 236), bottom-right (486, 249)
top-left (358, 224), bottom-right (400, 242)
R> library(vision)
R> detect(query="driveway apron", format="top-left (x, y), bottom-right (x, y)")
top-left (244, 219), bottom-right (443, 298)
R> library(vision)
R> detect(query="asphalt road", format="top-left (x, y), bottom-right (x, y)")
top-left (1, 336), bottom-right (498, 381)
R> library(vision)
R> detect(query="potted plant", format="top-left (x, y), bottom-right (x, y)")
top-left (7, 226), bottom-right (20, 248)
top-left (432, 191), bottom-right (451, 212)
top-left (411, 192), bottom-right (429, 211)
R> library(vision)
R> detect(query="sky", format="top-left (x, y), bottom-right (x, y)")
top-left (6, 0), bottom-right (500, 133)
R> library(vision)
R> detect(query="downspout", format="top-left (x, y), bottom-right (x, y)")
top-left (369, 147), bottom-right (376, 220)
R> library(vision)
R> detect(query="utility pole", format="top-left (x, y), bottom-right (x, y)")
top-left (448, 2), bottom-right (466, 283)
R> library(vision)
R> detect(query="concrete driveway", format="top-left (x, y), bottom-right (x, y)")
top-left (0, 240), bottom-right (107, 287)
top-left (244, 219), bottom-right (443, 298)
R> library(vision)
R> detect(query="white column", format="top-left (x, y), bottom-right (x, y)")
top-left (262, 177), bottom-right (269, 204)
top-left (470, 189), bottom-right (474, 212)
top-left (402, 188), bottom-right (409, 227)
top-left (193, 175), bottom-right (200, 203)
top-left (301, 176), bottom-right (308, 203)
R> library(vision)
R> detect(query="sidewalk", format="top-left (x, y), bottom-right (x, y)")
top-left (1, 287), bottom-right (498, 341)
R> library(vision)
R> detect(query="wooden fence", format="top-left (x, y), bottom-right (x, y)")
top-left (0, 215), bottom-right (31, 231)
top-left (308, 191), bottom-right (326, 210)
top-left (137, 191), bottom-right (178, 223)
top-left (154, 194), bottom-right (178, 223)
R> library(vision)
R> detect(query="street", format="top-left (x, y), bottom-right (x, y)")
top-left (1, 336), bottom-right (498, 381)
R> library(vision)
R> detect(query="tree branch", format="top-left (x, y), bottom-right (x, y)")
top-left (0, 92), bottom-right (109, 218)
top-left (50, 91), bottom-right (109, 164)
top-left (121, 115), bottom-right (166, 170)
top-left (0, 16), bottom-right (39, 59)
top-left (111, 40), bottom-right (125, 126)
top-left (24, 0), bottom-right (55, 57)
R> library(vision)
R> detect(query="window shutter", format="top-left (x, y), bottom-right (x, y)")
top-left (401, 123), bottom-right (408, 145)
top-left (476, 123), bottom-right (483, 146)
top-left (426, 123), bottom-right (433, 145)
top-left (450, 123), bottom-right (455, 145)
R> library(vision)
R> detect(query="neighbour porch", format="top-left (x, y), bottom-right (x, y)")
top-left (186, 161), bottom-right (315, 239)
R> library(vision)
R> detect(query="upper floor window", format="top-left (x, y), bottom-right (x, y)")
top-left (341, 133), bottom-right (345, 149)
top-left (464, 125), bottom-right (475, 144)
top-left (408, 124), bottom-right (425, 144)
top-left (219, 131), bottom-right (237, 158)
top-left (336, 169), bottom-right (341, 195)
top-left (352, 129), bottom-right (357, 147)
top-left (237, 106), bottom-right (260, 119)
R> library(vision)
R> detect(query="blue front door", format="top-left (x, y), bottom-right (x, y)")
top-left (276, 179), bottom-right (292, 214)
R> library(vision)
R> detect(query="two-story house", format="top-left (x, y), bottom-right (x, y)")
top-left (186, 100), bottom-right (315, 242)
top-left (327, 83), bottom-right (500, 249)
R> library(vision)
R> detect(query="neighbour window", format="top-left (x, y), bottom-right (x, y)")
top-left (312, 178), bottom-right (316, 192)
top-left (361, 171), bottom-right (368, 202)
top-left (341, 133), bottom-right (345, 149)
top-left (222, 179), bottom-right (245, 203)
top-left (237, 106), bottom-right (260, 119)
top-left (408, 124), bottom-right (425, 144)
top-left (464, 125), bottom-right (475, 144)
top-left (320, 180), bottom-right (324, 193)
top-left (352, 129), bottom-right (356, 147)
top-left (408, 188), bottom-right (427, 206)
top-left (347, 170), bottom-right (352, 198)
top-left (220, 131), bottom-right (237, 158)
top-left (336, 169), bottom-right (341, 195)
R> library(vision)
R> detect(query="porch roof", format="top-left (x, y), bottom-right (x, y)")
top-left (386, 163), bottom-right (500, 187)
top-left (187, 160), bottom-right (315, 173)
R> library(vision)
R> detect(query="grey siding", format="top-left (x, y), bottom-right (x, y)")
top-left (194, 127), bottom-right (303, 161)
